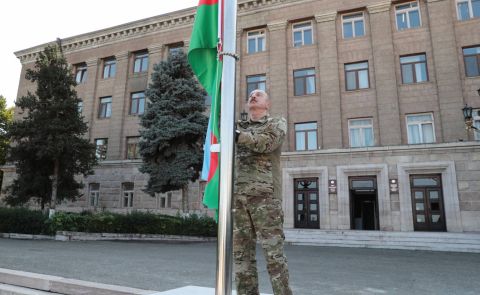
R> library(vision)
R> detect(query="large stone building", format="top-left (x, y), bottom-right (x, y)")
top-left (3, 0), bottom-right (480, 237)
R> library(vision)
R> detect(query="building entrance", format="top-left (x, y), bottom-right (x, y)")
top-left (349, 176), bottom-right (379, 230)
top-left (294, 178), bottom-right (319, 229)
top-left (410, 174), bottom-right (446, 231)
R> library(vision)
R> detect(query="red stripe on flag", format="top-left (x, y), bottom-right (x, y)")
top-left (198, 0), bottom-right (218, 5)
top-left (207, 134), bottom-right (218, 181)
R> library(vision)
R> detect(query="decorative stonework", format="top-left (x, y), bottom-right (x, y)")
top-left (86, 58), bottom-right (99, 67)
top-left (315, 12), bottom-right (337, 23)
top-left (267, 21), bottom-right (288, 32)
top-left (148, 44), bottom-right (164, 55)
top-left (426, 0), bottom-right (446, 3)
top-left (367, 1), bottom-right (392, 14)
top-left (115, 51), bottom-right (129, 61)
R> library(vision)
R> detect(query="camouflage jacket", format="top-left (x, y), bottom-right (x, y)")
top-left (234, 115), bottom-right (287, 198)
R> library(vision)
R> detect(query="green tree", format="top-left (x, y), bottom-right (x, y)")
top-left (139, 51), bottom-right (208, 212)
top-left (0, 95), bottom-right (14, 188)
top-left (5, 45), bottom-right (97, 212)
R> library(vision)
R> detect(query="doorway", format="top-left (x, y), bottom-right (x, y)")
top-left (294, 178), bottom-right (319, 229)
top-left (410, 174), bottom-right (446, 231)
top-left (349, 176), bottom-right (379, 230)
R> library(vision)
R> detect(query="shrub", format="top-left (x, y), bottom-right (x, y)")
top-left (0, 208), bottom-right (217, 237)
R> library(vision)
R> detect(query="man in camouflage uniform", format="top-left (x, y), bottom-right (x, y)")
top-left (234, 89), bottom-right (292, 295)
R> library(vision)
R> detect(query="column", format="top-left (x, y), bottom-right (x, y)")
top-left (84, 58), bottom-right (100, 141)
top-left (426, 0), bottom-right (465, 142)
top-left (315, 12), bottom-right (343, 149)
top-left (267, 21), bottom-right (289, 149)
top-left (367, 1), bottom-right (402, 145)
top-left (109, 51), bottom-right (129, 160)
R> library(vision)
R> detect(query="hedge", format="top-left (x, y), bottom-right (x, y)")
top-left (0, 208), bottom-right (217, 237)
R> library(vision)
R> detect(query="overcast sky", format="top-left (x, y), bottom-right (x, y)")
top-left (0, 0), bottom-right (198, 107)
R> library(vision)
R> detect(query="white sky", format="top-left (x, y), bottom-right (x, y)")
top-left (0, 0), bottom-right (198, 107)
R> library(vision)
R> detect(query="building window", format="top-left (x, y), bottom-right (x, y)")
top-left (88, 183), bottom-right (100, 207)
top-left (345, 62), bottom-right (369, 91)
top-left (457, 0), bottom-right (480, 21)
top-left (130, 92), bottom-right (145, 115)
top-left (400, 54), bottom-right (428, 84)
top-left (295, 122), bottom-right (317, 151)
top-left (103, 58), bottom-right (116, 79)
top-left (122, 182), bottom-right (134, 208)
top-left (95, 138), bottom-right (108, 160)
top-left (133, 52), bottom-right (149, 73)
top-left (75, 63), bottom-right (87, 84)
top-left (159, 192), bottom-right (172, 209)
top-left (169, 44), bottom-right (183, 56)
top-left (247, 30), bottom-right (266, 54)
top-left (474, 109), bottom-right (480, 140)
top-left (294, 68), bottom-right (316, 96)
top-left (396, 1), bottom-right (421, 31)
top-left (98, 96), bottom-right (112, 118)
top-left (77, 100), bottom-right (83, 114)
top-left (463, 46), bottom-right (480, 77)
top-left (342, 12), bottom-right (365, 39)
top-left (292, 22), bottom-right (313, 47)
top-left (349, 118), bottom-right (374, 148)
top-left (406, 113), bottom-right (435, 144)
top-left (246, 75), bottom-right (266, 98)
top-left (126, 137), bottom-right (141, 159)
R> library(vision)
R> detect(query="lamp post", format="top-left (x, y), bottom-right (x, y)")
top-left (462, 104), bottom-right (478, 131)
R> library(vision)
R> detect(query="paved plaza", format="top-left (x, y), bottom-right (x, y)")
top-left (0, 239), bottom-right (479, 294)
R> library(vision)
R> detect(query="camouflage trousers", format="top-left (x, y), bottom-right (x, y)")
top-left (233, 193), bottom-right (292, 295)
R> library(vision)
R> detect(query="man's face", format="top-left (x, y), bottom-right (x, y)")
top-left (247, 90), bottom-right (269, 112)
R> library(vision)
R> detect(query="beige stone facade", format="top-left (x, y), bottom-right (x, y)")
top-left (3, 0), bottom-right (480, 232)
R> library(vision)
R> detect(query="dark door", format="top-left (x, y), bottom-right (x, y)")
top-left (294, 178), bottom-right (319, 229)
top-left (349, 176), bottom-right (379, 230)
top-left (410, 175), bottom-right (446, 231)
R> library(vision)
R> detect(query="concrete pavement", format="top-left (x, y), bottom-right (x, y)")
top-left (0, 239), bottom-right (479, 294)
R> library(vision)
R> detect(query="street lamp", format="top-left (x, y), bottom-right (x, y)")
top-left (240, 110), bottom-right (248, 121)
top-left (462, 104), bottom-right (478, 131)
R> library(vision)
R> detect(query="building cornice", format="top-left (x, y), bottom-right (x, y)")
top-left (267, 21), bottom-right (288, 31)
top-left (315, 12), bottom-right (337, 23)
top-left (367, 1), bottom-right (392, 14)
top-left (426, 0), bottom-right (446, 3)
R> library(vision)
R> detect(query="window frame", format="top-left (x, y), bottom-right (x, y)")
top-left (88, 183), bottom-right (100, 207)
top-left (98, 96), bottom-right (112, 118)
top-left (463, 46), bottom-right (480, 77)
top-left (75, 64), bottom-right (88, 84)
top-left (344, 61), bottom-right (370, 91)
top-left (247, 29), bottom-right (266, 54)
top-left (406, 113), bottom-right (436, 144)
top-left (400, 53), bottom-right (429, 84)
top-left (133, 52), bottom-right (149, 73)
top-left (95, 138), bottom-right (108, 160)
top-left (130, 91), bottom-right (146, 115)
top-left (456, 0), bottom-right (480, 20)
top-left (348, 118), bottom-right (375, 148)
top-left (77, 100), bottom-right (83, 114)
top-left (126, 136), bottom-right (141, 160)
top-left (122, 182), bottom-right (134, 208)
top-left (292, 21), bottom-right (314, 47)
top-left (474, 109), bottom-right (480, 140)
top-left (293, 68), bottom-right (316, 96)
top-left (246, 74), bottom-right (267, 99)
top-left (102, 58), bottom-right (116, 79)
top-left (295, 122), bottom-right (318, 151)
top-left (395, 1), bottom-right (422, 31)
top-left (342, 12), bottom-right (366, 39)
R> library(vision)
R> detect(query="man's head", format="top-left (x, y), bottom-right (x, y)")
top-left (247, 89), bottom-right (270, 114)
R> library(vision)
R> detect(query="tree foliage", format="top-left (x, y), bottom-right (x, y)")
top-left (0, 95), bottom-right (14, 165)
top-left (5, 45), bottom-right (97, 209)
top-left (139, 51), bottom-right (208, 200)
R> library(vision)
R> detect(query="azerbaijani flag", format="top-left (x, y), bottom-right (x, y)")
top-left (188, 0), bottom-right (222, 213)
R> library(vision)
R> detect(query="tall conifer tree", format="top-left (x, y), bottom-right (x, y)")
top-left (139, 51), bottom-right (208, 212)
top-left (6, 45), bottom-right (97, 211)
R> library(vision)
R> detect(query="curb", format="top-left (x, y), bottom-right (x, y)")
top-left (0, 268), bottom-right (162, 295)
top-left (1, 232), bottom-right (216, 243)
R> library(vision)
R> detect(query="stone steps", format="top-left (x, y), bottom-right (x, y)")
top-left (284, 229), bottom-right (480, 253)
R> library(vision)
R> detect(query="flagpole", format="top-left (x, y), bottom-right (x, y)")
top-left (216, 0), bottom-right (237, 294)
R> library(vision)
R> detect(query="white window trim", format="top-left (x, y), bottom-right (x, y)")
top-left (348, 118), bottom-right (374, 147)
top-left (474, 109), bottom-right (480, 140)
top-left (247, 29), bottom-right (266, 54)
top-left (456, 0), bottom-right (476, 20)
top-left (89, 186), bottom-right (99, 207)
top-left (292, 21), bottom-right (314, 47)
top-left (123, 188), bottom-right (134, 208)
top-left (342, 12), bottom-right (365, 39)
top-left (395, 1), bottom-right (422, 31)
top-left (406, 113), bottom-right (436, 144)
